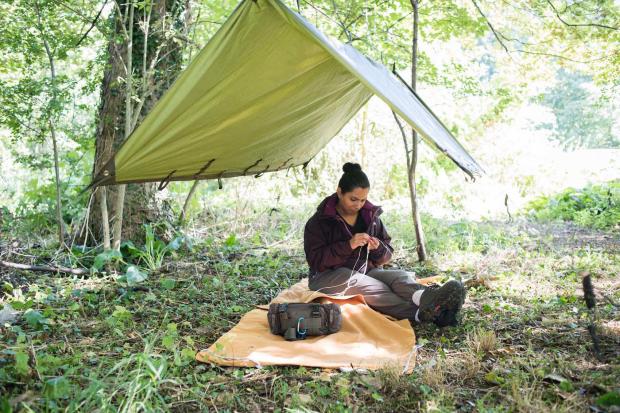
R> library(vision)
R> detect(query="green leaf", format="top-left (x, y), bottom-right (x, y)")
top-left (225, 234), bottom-right (238, 247)
top-left (484, 371), bottom-right (505, 385)
top-left (2, 282), bottom-right (13, 294)
top-left (10, 300), bottom-right (33, 311)
top-left (43, 376), bottom-right (72, 399)
top-left (120, 240), bottom-right (142, 258)
top-left (24, 309), bottom-right (47, 329)
top-left (162, 334), bottom-right (176, 350)
top-left (93, 250), bottom-right (122, 271)
top-left (106, 306), bottom-right (132, 329)
top-left (162, 323), bottom-right (178, 350)
top-left (160, 278), bottom-right (176, 290)
top-left (0, 396), bottom-right (12, 413)
top-left (125, 265), bottom-right (148, 286)
top-left (14, 351), bottom-right (30, 376)
top-left (181, 347), bottom-right (196, 361)
top-left (558, 380), bottom-right (574, 392)
top-left (167, 236), bottom-right (185, 251)
top-left (228, 305), bottom-right (244, 313)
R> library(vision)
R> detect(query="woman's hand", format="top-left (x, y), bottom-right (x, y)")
top-left (367, 236), bottom-right (380, 251)
top-left (349, 233), bottom-right (370, 249)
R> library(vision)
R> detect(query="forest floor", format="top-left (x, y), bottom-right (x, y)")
top-left (0, 217), bottom-right (619, 412)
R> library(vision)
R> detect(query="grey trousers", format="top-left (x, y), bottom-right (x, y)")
top-left (308, 267), bottom-right (425, 320)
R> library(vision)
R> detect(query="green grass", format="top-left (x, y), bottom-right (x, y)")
top-left (1, 208), bottom-right (619, 412)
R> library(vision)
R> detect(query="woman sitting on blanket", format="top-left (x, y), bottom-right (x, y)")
top-left (303, 162), bottom-right (465, 327)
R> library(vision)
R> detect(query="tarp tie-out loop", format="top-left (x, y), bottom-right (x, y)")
top-left (217, 171), bottom-right (225, 189)
top-left (254, 165), bottom-right (270, 178)
top-left (243, 159), bottom-right (262, 176)
top-left (158, 170), bottom-right (176, 190)
top-left (194, 158), bottom-right (216, 179)
top-left (277, 157), bottom-right (293, 170)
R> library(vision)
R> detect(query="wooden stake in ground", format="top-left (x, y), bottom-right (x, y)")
top-left (581, 273), bottom-right (602, 360)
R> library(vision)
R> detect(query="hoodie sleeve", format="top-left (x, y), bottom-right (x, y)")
top-left (304, 217), bottom-right (353, 273)
top-left (369, 217), bottom-right (393, 266)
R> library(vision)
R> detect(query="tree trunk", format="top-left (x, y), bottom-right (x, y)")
top-left (36, 3), bottom-right (65, 248)
top-left (179, 180), bottom-right (200, 225)
top-left (359, 106), bottom-right (368, 169)
top-left (86, 0), bottom-right (186, 246)
top-left (409, 0), bottom-right (427, 262)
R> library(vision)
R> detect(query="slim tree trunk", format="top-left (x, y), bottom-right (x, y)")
top-left (359, 106), bottom-right (368, 169)
top-left (36, 2), bottom-right (65, 248)
top-left (180, 180), bottom-right (200, 225)
top-left (49, 122), bottom-right (65, 247)
top-left (99, 187), bottom-right (111, 250)
top-left (409, 0), bottom-right (427, 262)
top-left (111, 3), bottom-right (134, 251)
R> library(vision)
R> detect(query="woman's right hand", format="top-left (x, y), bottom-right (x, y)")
top-left (349, 233), bottom-right (370, 249)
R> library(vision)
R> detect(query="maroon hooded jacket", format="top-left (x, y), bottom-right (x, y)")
top-left (304, 193), bottom-right (394, 276)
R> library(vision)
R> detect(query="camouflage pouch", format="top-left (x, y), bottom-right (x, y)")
top-left (267, 302), bottom-right (342, 341)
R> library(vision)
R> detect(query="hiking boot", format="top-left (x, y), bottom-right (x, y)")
top-left (417, 280), bottom-right (465, 327)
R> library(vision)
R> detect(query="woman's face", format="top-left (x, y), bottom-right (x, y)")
top-left (337, 186), bottom-right (369, 215)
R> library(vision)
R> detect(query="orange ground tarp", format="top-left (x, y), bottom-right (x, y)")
top-left (196, 276), bottom-right (441, 372)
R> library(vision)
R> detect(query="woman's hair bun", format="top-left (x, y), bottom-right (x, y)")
top-left (342, 162), bottom-right (362, 174)
top-left (338, 162), bottom-right (369, 192)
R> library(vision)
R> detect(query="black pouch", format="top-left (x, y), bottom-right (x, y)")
top-left (267, 302), bottom-right (342, 341)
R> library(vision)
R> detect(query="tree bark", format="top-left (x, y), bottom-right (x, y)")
top-left (409, 0), bottom-right (427, 262)
top-left (111, 1), bottom-right (134, 251)
top-left (87, 0), bottom-right (186, 246)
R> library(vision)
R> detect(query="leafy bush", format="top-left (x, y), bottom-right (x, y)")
top-left (525, 180), bottom-right (620, 230)
top-left (121, 223), bottom-right (191, 271)
top-left (384, 212), bottom-right (513, 256)
top-left (11, 178), bottom-right (89, 236)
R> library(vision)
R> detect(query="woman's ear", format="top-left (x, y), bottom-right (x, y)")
top-left (336, 187), bottom-right (342, 199)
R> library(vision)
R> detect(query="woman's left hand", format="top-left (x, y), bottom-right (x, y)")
top-left (367, 237), bottom-right (380, 251)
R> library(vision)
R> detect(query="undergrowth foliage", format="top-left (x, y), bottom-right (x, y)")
top-left (526, 180), bottom-right (620, 230)
top-left (1, 205), bottom-right (619, 412)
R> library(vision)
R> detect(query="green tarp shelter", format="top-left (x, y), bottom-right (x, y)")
top-left (92, 0), bottom-right (483, 188)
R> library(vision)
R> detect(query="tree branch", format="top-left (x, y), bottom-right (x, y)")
top-left (470, 0), bottom-right (510, 53)
top-left (1, 260), bottom-right (87, 275)
top-left (75, 0), bottom-right (107, 47)
top-left (471, 0), bottom-right (612, 63)
top-left (545, 0), bottom-right (618, 31)
top-left (392, 110), bottom-right (411, 172)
